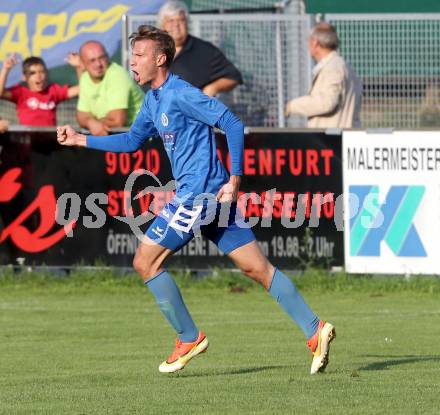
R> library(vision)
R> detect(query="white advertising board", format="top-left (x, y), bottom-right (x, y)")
top-left (343, 131), bottom-right (440, 274)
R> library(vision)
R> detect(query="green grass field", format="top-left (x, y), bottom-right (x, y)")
top-left (1, 269), bottom-right (439, 414)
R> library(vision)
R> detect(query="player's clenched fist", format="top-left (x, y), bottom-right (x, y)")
top-left (56, 125), bottom-right (87, 147)
top-left (56, 125), bottom-right (68, 144)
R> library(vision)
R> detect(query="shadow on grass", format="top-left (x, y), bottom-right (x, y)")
top-left (359, 355), bottom-right (440, 371)
top-left (173, 364), bottom-right (289, 378)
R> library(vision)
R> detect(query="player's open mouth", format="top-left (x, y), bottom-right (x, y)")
top-left (132, 71), bottom-right (140, 82)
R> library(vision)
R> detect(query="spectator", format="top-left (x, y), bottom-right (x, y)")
top-left (0, 118), bottom-right (8, 133)
top-left (158, 0), bottom-right (242, 97)
top-left (68, 41), bottom-right (144, 136)
top-left (0, 54), bottom-right (79, 127)
top-left (285, 23), bottom-right (362, 128)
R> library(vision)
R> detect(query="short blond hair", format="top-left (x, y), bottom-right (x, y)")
top-left (129, 25), bottom-right (176, 68)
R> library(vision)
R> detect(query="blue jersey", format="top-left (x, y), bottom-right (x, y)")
top-left (86, 73), bottom-right (252, 252)
top-left (130, 74), bottom-right (230, 205)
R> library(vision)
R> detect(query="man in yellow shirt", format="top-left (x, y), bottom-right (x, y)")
top-left (68, 41), bottom-right (144, 136)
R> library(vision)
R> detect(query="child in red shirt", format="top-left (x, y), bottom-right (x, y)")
top-left (0, 55), bottom-right (79, 126)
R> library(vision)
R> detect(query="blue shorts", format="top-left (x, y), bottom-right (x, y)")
top-left (146, 201), bottom-right (256, 254)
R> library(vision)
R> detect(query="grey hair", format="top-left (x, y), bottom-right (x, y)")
top-left (311, 23), bottom-right (339, 50)
top-left (157, 1), bottom-right (189, 27)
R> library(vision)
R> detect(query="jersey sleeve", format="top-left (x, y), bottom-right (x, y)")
top-left (175, 88), bottom-right (228, 126)
top-left (129, 98), bottom-right (158, 140)
top-left (216, 110), bottom-right (244, 176)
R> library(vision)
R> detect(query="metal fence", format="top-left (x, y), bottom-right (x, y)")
top-left (189, 0), bottom-right (304, 13)
top-left (2, 13), bottom-right (440, 129)
top-left (123, 13), bottom-right (313, 127)
top-left (190, 0), bottom-right (286, 11)
top-left (327, 14), bottom-right (440, 128)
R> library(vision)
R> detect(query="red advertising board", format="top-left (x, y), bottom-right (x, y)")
top-left (0, 130), bottom-right (343, 269)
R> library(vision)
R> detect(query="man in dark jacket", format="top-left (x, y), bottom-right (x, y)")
top-left (158, 0), bottom-right (243, 97)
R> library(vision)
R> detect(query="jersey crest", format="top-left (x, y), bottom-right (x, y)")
top-left (162, 131), bottom-right (177, 151)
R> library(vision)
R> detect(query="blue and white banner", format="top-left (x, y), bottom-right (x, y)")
top-left (343, 131), bottom-right (440, 274)
top-left (0, 0), bottom-right (165, 86)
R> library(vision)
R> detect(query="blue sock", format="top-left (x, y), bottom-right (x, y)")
top-left (269, 268), bottom-right (319, 339)
top-left (146, 271), bottom-right (199, 343)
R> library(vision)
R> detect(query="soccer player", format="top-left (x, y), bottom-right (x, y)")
top-left (57, 26), bottom-right (335, 375)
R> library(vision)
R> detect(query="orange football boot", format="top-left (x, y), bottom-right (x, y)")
top-left (307, 320), bottom-right (336, 374)
top-left (159, 331), bottom-right (209, 373)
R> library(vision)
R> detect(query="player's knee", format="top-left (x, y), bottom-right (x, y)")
top-left (133, 254), bottom-right (157, 281)
top-left (132, 255), bottom-right (146, 278)
top-left (241, 262), bottom-right (273, 285)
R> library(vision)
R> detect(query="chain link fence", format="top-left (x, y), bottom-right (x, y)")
top-left (189, 0), bottom-right (304, 13)
top-left (2, 12), bottom-right (440, 129)
top-left (327, 14), bottom-right (440, 128)
top-left (190, 0), bottom-right (280, 10)
top-left (124, 13), bottom-right (312, 127)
